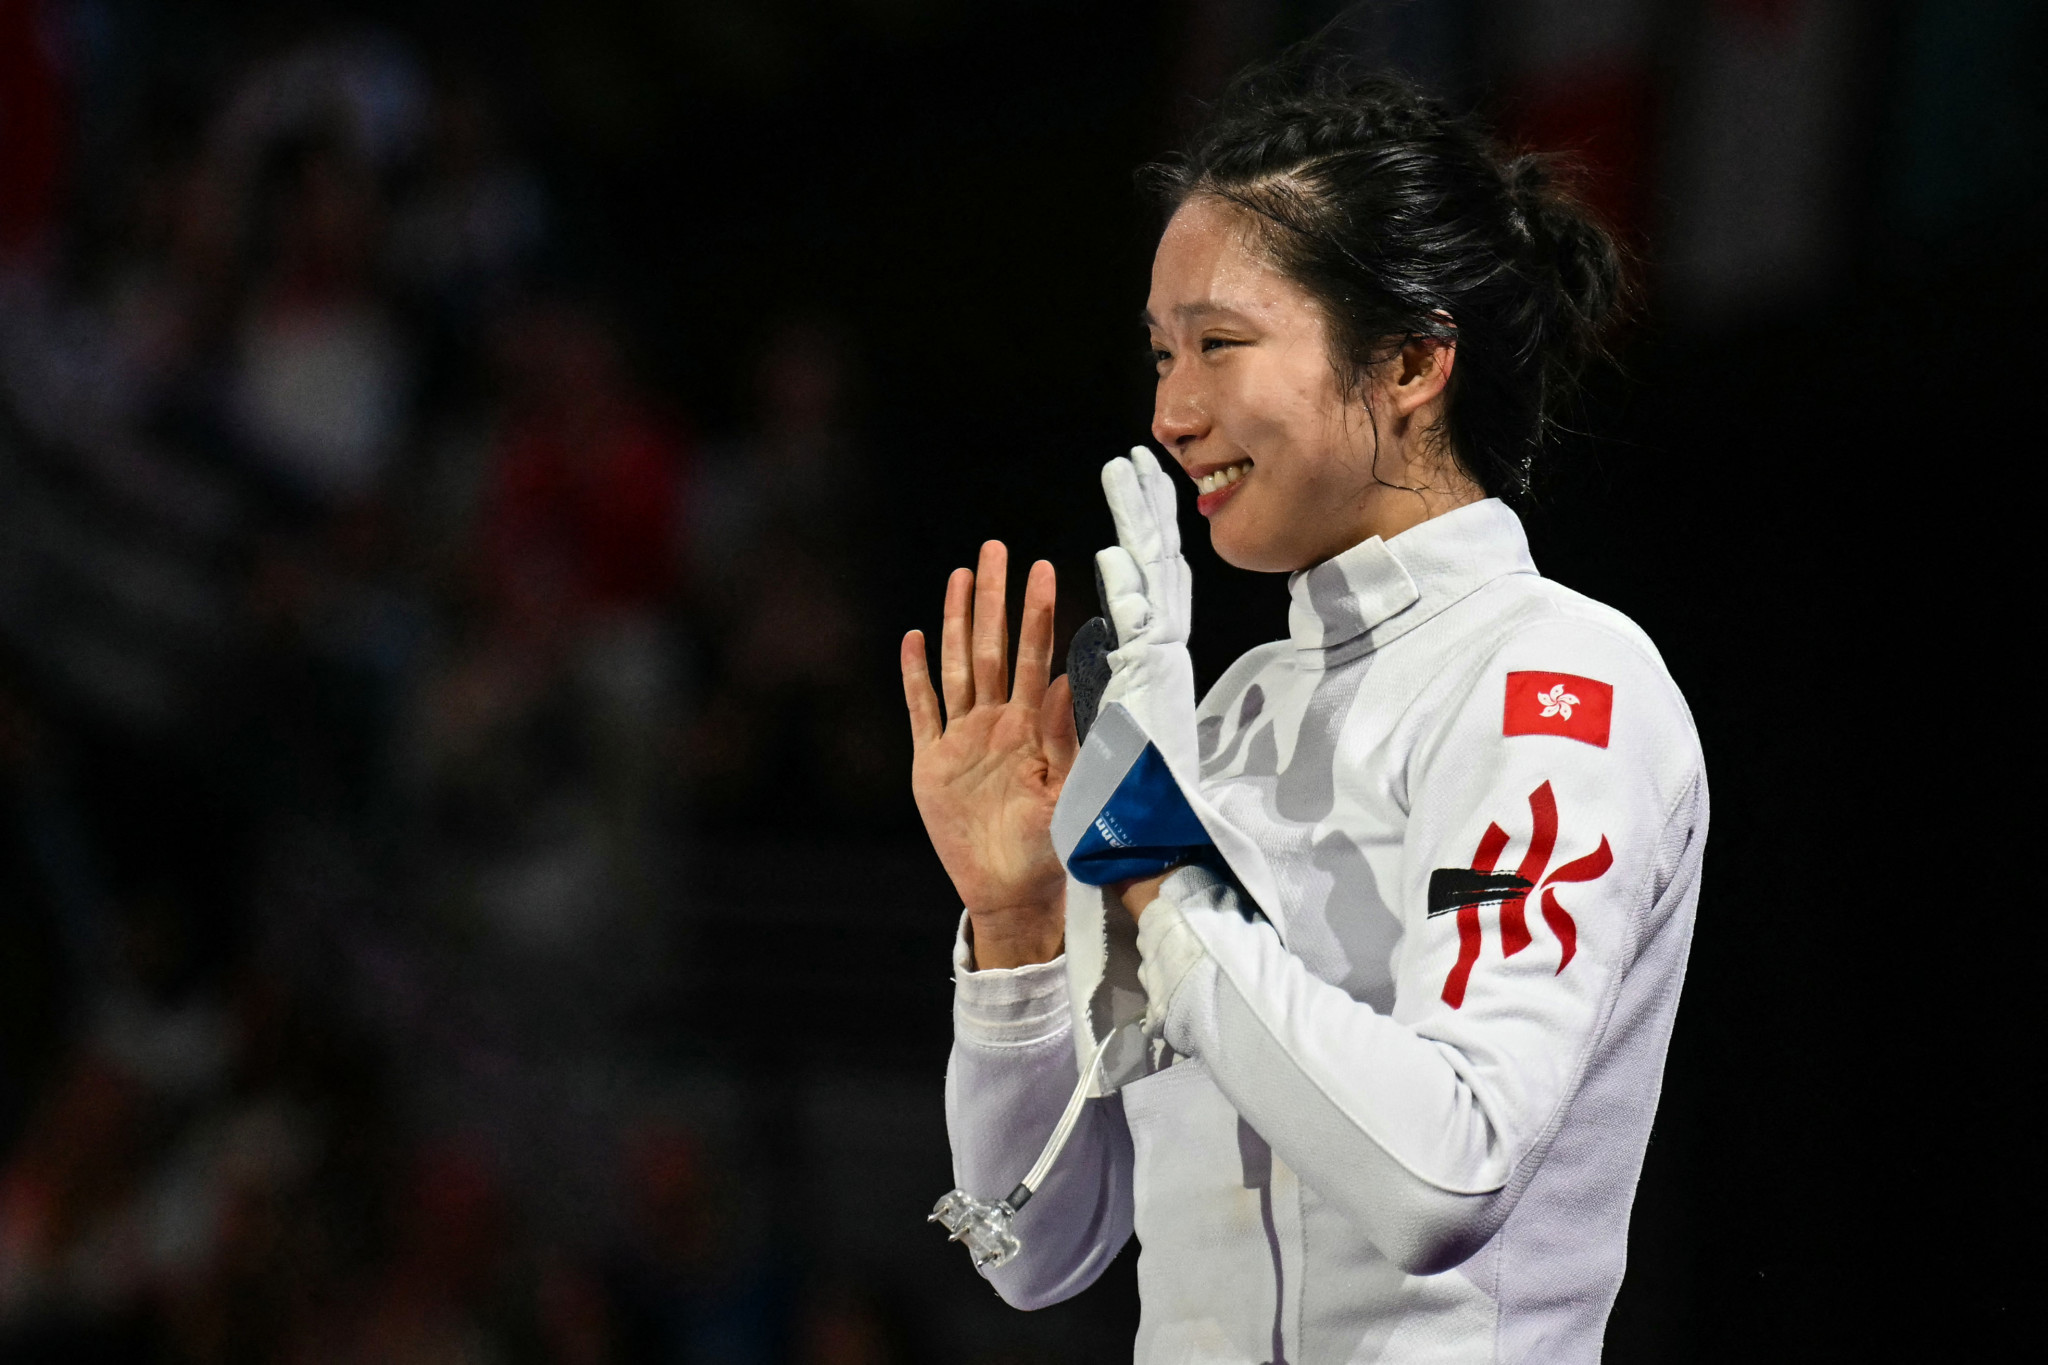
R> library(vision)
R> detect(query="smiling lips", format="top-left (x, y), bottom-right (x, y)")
top-left (1193, 459), bottom-right (1252, 515)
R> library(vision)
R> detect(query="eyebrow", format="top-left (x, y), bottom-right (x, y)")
top-left (1140, 301), bottom-right (1246, 329)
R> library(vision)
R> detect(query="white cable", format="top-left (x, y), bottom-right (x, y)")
top-left (929, 1028), bottom-right (1118, 1269)
top-left (1019, 1028), bottom-right (1112, 1196)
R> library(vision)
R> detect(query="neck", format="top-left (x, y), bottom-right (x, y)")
top-left (1302, 472), bottom-right (1483, 568)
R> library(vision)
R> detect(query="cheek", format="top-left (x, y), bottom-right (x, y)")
top-left (1227, 371), bottom-right (1352, 495)
top-left (1217, 360), bottom-right (1315, 455)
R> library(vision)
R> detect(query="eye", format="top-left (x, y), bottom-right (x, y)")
top-left (1149, 346), bottom-right (1172, 370)
top-left (1200, 336), bottom-right (1243, 354)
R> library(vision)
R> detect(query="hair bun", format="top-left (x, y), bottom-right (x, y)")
top-left (1502, 153), bottom-right (1629, 364)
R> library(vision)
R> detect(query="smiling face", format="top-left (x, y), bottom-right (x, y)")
top-left (1144, 195), bottom-right (1476, 573)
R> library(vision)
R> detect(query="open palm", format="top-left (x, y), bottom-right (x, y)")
top-left (901, 543), bottom-right (1076, 968)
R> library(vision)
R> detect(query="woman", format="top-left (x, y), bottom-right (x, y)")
top-left (900, 69), bottom-right (1705, 1364)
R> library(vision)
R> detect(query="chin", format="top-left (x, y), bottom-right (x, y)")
top-left (1208, 519), bottom-right (1301, 575)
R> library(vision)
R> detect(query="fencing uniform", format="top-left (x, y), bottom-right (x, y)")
top-left (944, 499), bottom-right (1706, 1363)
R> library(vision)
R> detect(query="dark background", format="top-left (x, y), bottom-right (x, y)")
top-left (0, 1), bottom-right (2038, 1361)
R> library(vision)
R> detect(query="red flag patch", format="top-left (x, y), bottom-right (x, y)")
top-left (1503, 671), bottom-right (1612, 748)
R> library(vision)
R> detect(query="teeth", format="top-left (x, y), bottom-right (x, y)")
top-left (1197, 462), bottom-right (1252, 494)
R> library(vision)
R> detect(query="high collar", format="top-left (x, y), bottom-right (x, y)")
top-left (1285, 499), bottom-right (1538, 659)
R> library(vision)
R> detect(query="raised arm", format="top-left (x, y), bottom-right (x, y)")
top-left (904, 542), bottom-right (1133, 1304)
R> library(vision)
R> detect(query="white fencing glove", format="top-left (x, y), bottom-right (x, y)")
top-left (1052, 449), bottom-right (1282, 917)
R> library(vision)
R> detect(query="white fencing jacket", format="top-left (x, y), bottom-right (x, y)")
top-left (944, 500), bottom-right (1706, 1363)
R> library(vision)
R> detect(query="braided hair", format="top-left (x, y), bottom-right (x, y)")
top-left (1144, 67), bottom-right (1630, 500)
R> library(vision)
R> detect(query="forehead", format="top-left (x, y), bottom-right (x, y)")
top-left (1146, 196), bottom-right (1309, 328)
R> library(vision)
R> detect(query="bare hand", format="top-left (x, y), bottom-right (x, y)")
top-left (902, 542), bottom-right (1077, 968)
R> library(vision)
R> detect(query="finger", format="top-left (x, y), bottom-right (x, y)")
top-left (1012, 560), bottom-right (1056, 709)
top-left (1102, 455), bottom-right (1164, 565)
top-left (1131, 444), bottom-right (1182, 557)
top-left (1042, 673), bottom-right (1078, 778)
top-left (900, 630), bottom-right (942, 750)
top-left (971, 540), bottom-right (1010, 706)
top-left (1096, 545), bottom-right (1148, 647)
top-left (940, 567), bottom-right (974, 718)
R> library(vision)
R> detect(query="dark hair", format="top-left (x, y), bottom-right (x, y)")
top-left (1144, 66), bottom-right (1630, 500)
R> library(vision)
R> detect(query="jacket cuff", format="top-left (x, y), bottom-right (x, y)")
top-left (952, 911), bottom-right (1070, 1046)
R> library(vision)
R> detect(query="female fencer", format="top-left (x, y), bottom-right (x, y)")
top-left (900, 66), bottom-right (1705, 1364)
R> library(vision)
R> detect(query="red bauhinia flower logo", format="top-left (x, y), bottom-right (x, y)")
top-left (1536, 683), bottom-right (1578, 719)
top-left (1435, 781), bottom-right (1612, 1009)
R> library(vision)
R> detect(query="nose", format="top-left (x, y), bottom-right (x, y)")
top-left (1151, 363), bottom-right (1210, 461)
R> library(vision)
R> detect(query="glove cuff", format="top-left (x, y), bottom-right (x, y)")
top-left (1135, 866), bottom-right (1223, 1039)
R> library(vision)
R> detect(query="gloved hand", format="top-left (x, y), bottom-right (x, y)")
top-left (1096, 447), bottom-right (1195, 721)
top-left (1061, 447), bottom-right (1191, 747)
top-left (1052, 448), bottom-right (1212, 887)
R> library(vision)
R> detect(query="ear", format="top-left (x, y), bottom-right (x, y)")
top-left (1388, 336), bottom-right (1455, 418)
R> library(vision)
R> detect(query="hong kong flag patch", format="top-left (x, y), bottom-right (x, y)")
top-left (1503, 671), bottom-right (1613, 748)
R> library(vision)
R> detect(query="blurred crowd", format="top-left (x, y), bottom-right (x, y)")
top-left (1, 14), bottom-right (906, 1365)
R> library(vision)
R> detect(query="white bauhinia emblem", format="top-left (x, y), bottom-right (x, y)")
top-left (1537, 683), bottom-right (1579, 719)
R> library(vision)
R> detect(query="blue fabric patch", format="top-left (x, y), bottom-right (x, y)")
top-left (1065, 741), bottom-right (1216, 886)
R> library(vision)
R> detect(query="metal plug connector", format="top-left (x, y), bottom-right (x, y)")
top-left (927, 1188), bottom-right (1022, 1269)
top-left (930, 1031), bottom-right (1110, 1271)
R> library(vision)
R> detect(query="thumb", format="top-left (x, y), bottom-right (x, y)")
top-left (1042, 673), bottom-right (1078, 778)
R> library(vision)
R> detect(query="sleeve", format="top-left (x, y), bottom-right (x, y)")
top-left (1134, 621), bottom-right (1702, 1274)
top-left (943, 915), bottom-right (1135, 1308)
